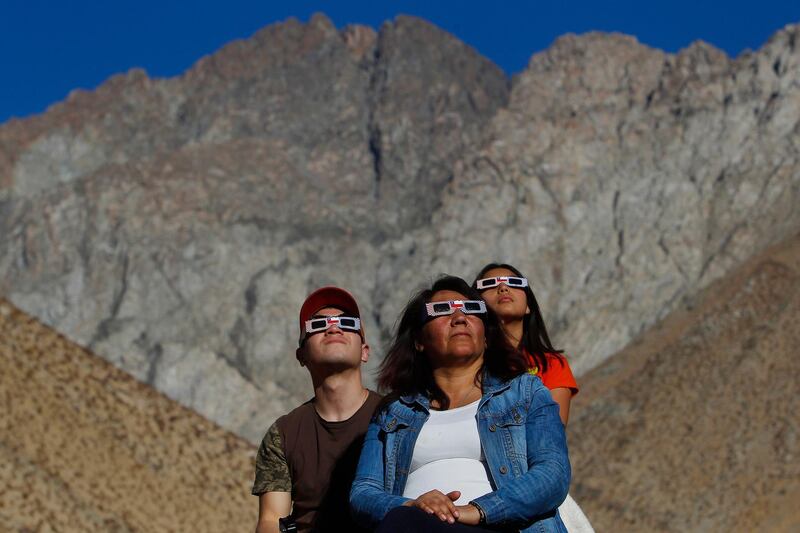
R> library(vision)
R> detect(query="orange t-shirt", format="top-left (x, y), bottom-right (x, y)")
top-left (523, 350), bottom-right (579, 396)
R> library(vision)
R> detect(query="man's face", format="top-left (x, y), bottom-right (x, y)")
top-left (298, 307), bottom-right (369, 369)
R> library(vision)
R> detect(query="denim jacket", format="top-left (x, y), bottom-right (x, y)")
top-left (349, 372), bottom-right (570, 532)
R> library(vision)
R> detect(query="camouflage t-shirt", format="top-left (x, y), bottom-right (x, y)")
top-left (252, 391), bottom-right (382, 532)
top-left (252, 423), bottom-right (292, 493)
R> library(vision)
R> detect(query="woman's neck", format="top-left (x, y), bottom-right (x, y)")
top-left (431, 356), bottom-right (484, 410)
top-left (501, 318), bottom-right (524, 348)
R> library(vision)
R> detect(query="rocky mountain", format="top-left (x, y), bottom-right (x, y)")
top-left (569, 232), bottom-right (800, 532)
top-left (1, 14), bottom-right (798, 442)
top-left (0, 14), bottom-right (509, 441)
top-left (0, 298), bottom-right (255, 531)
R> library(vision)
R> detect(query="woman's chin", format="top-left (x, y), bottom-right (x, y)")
top-left (444, 348), bottom-right (483, 363)
top-left (495, 309), bottom-right (524, 321)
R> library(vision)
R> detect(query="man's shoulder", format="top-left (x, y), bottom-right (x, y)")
top-left (273, 398), bottom-right (316, 432)
top-left (365, 389), bottom-right (383, 408)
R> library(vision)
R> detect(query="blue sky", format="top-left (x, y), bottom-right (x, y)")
top-left (1, 1), bottom-right (798, 124)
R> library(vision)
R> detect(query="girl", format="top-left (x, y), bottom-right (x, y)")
top-left (474, 263), bottom-right (593, 532)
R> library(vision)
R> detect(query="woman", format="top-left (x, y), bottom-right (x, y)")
top-left (473, 263), bottom-right (593, 533)
top-left (350, 276), bottom-right (570, 532)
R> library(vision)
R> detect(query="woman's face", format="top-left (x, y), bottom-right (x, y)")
top-left (417, 289), bottom-right (486, 366)
top-left (479, 267), bottom-right (530, 322)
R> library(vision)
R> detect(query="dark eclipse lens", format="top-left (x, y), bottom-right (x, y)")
top-left (508, 278), bottom-right (523, 286)
top-left (463, 301), bottom-right (481, 311)
top-left (310, 319), bottom-right (327, 330)
top-left (432, 302), bottom-right (451, 313)
top-left (339, 318), bottom-right (356, 328)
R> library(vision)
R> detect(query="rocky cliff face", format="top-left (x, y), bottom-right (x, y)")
top-left (0, 14), bottom-right (509, 441)
top-left (402, 28), bottom-right (800, 376)
top-left (1, 14), bottom-right (798, 442)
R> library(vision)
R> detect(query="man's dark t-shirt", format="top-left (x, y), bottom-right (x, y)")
top-left (253, 391), bottom-right (381, 532)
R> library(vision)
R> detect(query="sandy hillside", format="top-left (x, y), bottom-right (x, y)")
top-left (570, 233), bottom-right (800, 532)
top-left (0, 300), bottom-right (258, 532)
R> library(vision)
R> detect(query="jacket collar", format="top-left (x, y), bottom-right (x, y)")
top-left (481, 371), bottom-right (512, 395)
top-left (399, 392), bottom-right (430, 412)
top-left (397, 371), bottom-right (511, 409)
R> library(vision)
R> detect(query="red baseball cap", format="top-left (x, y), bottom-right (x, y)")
top-left (298, 286), bottom-right (364, 345)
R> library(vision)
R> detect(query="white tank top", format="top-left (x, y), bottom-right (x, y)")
top-left (402, 399), bottom-right (493, 505)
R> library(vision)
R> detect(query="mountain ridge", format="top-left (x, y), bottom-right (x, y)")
top-left (1, 16), bottom-right (798, 443)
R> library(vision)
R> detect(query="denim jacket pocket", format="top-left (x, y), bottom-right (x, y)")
top-left (380, 417), bottom-right (402, 433)
top-left (379, 415), bottom-right (415, 493)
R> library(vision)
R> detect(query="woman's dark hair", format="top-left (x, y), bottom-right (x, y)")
top-left (378, 275), bottom-right (527, 409)
top-left (473, 263), bottom-right (564, 374)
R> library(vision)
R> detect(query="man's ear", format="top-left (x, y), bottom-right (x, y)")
top-left (295, 346), bottom-right (305, 367)
top-left (360, 343), bottom-right (370, 364)
top-left (414, 340), bottom-right (424, 353)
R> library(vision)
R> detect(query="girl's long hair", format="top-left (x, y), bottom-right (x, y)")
top-left (473, 263), bottom-right (564, 374)
top-left (378, 275), bottom-right (527, 410)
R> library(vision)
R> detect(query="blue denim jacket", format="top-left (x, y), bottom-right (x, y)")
top-left (350, 372), bottom-right (570, 532)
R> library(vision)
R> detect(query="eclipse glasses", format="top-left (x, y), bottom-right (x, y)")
top-left (304, 315), bottom-right (361, 335)
top-left (475, 276), bottom-right (528, 290)
top-left (424, 300), bottom-right (487, 317)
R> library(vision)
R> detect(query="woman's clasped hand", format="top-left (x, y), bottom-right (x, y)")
top-left (403, 489), bottom-right (480, 525)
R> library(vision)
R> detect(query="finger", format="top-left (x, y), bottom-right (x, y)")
top-left (445, 491), bottom-right (461, 517)
top-left (442, 492), bottom-right (460, 515)
top-left (433, 503), bottom-right (457, 523)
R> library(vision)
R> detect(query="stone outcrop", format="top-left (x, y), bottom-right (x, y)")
top-left (1, 15), bottom-right (798, 443)
top-left (0, 299), bottom-right (256, 531)
top-left (568, 232), bottom-right (800, 532)
top-left (401, 28), bottom-right (800, 376)
top-left (0, 15), bottom-right (508, 441)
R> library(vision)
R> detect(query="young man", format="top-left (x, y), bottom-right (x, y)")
top-left (253, 287), bottom-right (381, 533)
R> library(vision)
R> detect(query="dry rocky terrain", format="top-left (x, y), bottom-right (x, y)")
top-left (570, 233), bottom-right (800, 532)
top-left (0, 298), bottom-right (256, 532)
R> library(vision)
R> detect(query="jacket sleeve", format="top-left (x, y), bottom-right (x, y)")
top-left (472, 381), bottom-right (571, 526)
top-left (349, 413), bottom-right (412, 528)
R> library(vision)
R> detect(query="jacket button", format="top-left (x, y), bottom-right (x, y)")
top-left (489, 424), bottom-right (496, 432)
top-left (499, 466), bottom-right (508, 474)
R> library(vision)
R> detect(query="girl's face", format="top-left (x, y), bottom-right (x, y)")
top-left (417, 289), bottom-right (486, 367)
top-left (479, 267), bottom-right (530, 322)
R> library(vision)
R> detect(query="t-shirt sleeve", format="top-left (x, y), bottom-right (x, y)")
top-left (252, 422), bottom-right (292, 495)
top-left (540, 355), bottom-right (579, 396)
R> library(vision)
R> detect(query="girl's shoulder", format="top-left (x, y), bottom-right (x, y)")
top-left (544, 351), bottom-right (569, 364)
top-left (525, 349), bottom-right (569, 364)
top-left (505, 371), bottom-right (550, 399)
